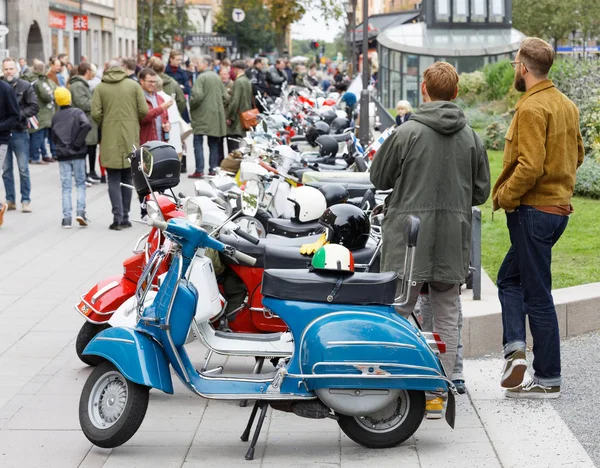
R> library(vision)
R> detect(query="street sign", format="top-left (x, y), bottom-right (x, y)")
top-left (185, 34), bottom-right (234, 48)
top-left (232, 8), bottom-right (245, 23)
top-left (73, 16), bottom-right (89, 31)
top-left (0, 25), bottom-right (9, 37)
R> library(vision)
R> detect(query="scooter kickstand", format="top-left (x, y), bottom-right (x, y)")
top-left (201, 350), bottom-right (213, 372)
top-left (240, 400), bottom-right (260, 442)
top-left (245, 402), bottom-right (268, 461)
top-left (240, 357), bottom-right (265, 408)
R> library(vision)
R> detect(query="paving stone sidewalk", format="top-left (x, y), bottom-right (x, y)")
top-left (0, 163), bottom-right (596, 468)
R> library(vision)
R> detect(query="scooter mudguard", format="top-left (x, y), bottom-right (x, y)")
top-left (76, 275), bottom-right (137, 324)
top-left (83, 326), bottom-right (174, 394)
top-left (263, 297), bottom-right (449, 394)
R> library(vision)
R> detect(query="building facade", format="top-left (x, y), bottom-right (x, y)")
top-left (5, 0), bottom-right (136, 66)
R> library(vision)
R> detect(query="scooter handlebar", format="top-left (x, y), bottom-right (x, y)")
top-left (233, 249), bottom-right (257, 266)
top-left (147, 218), bottom-right (168, 231)
top-left (234, 227), bottom-right (261, 245)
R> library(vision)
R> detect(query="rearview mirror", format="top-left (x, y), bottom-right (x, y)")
top-left (141, 149), bottom-right (153, 178)
top-left (241, 180), bottom-right (261, 217)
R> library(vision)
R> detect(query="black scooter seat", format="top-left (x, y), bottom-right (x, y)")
top-left (264, 241), bottom-right (380, 271)
top-left (267, 218), bottom-right (325, 238)
top-left (331, 133), bottom-right (353, 142)
top-left (262, 269), bottom-right (398, 305)
top-left (219, 233), bottom-right (321, 268)
top-left (306, 181), bottom-right (375, 198)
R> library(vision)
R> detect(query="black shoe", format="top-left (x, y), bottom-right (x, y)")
top-left (181, 155), bottom-right (187, 174)
top-left (109, 222), bottom-right (123, 231)
top-left (62, 218), bottom-right (72, 229)
top-left (453, 379), bottom-right (466, 395)
top-left (100, 175), bottom-right (107, 184)
top-left (88, 172), bottom-right (101, 180)
top-left (120, 221), bottom-right (133, 229)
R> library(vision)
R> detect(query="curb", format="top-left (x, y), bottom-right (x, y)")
top-left (461, 270), bottom-right (600, 358)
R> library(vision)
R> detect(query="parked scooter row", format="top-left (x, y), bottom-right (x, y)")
top-left (78, 149), bottom-right (456, 459)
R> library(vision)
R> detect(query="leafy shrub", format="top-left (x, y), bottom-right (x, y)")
top-left (483, 61), bottom-right (514, 101)
top-left (464, 107), bottom-right (499, 130)
top-left (575, 158), bottom-right (600, 199)
top-left (484, 121), bottom-right (507, 151)
top-left (458, 71), bottom-right (486, 104)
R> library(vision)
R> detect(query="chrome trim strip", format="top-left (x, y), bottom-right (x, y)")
top-left (187, 384), bottom-right (317, 401)
top-left (91, 281), bottom-right (120, 304)
top-left (325, 341), bottom-right (416, 349)
top-left (312, 361), bottom-right (438, 374)
top-left (133, 232), bottom-right (150, 254)
top-left (96, 337), bottom-right (135, 344)
top-left (286, 372), bottom-right (453, 385)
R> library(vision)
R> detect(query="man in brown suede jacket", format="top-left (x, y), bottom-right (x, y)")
top-left (493, 37), bottom-right (584, 400)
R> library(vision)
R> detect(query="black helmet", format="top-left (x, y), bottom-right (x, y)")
top-left (316, 135), bottom-right (338, 158)
top-left (131, 141), bottom-right (181, 197)
top-left (305, 121), bottom-right (330, 146)
top-left (318, 184), bottom-right (349, 206)
top-left (330, 117), bottom-right (350, 134)
top-left (319, 107), bottom-right (337, 124)
top-left (319, 203), bottom-right (370, 251)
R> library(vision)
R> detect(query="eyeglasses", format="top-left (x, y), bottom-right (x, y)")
top-left (510, 61), bottom-right (527, 71)
top-left (143, 80), bottom-right (157, 85)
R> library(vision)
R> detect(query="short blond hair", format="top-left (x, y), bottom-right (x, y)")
top-left (519, 37), bottom-right (554, 76)
top-left (396, 100), bottom-right (413, 113)
top-left (423, 61), bottom-right (459, 101)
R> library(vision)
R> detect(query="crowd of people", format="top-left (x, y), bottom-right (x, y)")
top-left (0, 50), bottom-right (340, 230)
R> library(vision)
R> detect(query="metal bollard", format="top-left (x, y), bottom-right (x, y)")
top-left (470, 207), bottom-right (482, 300)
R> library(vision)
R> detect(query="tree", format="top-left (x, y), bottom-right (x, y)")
top-left (215, 0), bottom-right (275, 56)
top-left (513, 0), bottom-right (577, 49)
top-left (268, 0), bottom-right (343, 54)
top-left (138, 0), bottom-right (194, 54)
top-left (574, 0), bottom-right (600, 54)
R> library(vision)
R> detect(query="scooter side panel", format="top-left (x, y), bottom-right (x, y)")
top-left (83, 326), bottom-right (174, 394)
top-left (76, 276), bottom-right (137, 324)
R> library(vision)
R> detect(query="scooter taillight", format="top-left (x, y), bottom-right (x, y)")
top-left (422, 332), bottom-right (447, 354)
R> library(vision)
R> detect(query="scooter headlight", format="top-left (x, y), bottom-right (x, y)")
top-left (184, 198), bottom-right (203, 227)
top-left (146, 200), bottom-right (160, 220)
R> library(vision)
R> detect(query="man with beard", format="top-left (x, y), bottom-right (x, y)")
top-left (493, 38), bottom-right (584, 399)
top-left (2, 57), bottom-right (38, 214)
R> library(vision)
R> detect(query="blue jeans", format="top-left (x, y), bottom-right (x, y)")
top-left (58, 158), bottom-right (87, 219)
top-left (3, 132), bottom-right (31, 203)
top-left (29, 129), bottom-right (47, 162)
top-left (498, 206), bottom-right (569, 387)
top-left (194, 134), bottom-right (220, 174)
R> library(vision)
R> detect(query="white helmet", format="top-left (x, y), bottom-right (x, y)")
top-left (287, 186), bottom-right (327, 223)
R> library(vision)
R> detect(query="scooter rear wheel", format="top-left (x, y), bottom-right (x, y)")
top-left (76, 322), bottom-right (112, 366)
top-left (79, 361), bottom-right (149, 448)
top-left (337, 390), bottom-right (425, 448)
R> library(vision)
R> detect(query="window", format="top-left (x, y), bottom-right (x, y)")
top-left (490, 0), bottom-right (505, 22)
top-left (453, 0), bottom-right (468, 22)
top-left (471, 0), bottom-right (487, 22)
top-left (435, 0), bottom-right (450, 22)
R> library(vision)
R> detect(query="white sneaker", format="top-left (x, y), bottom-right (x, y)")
top-left (85, 181), bottom-right (93, 188)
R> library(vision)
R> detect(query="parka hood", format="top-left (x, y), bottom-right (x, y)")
top-left (101, 68), bottom-right (129, 84)
top-left (69, 75), bottom-right (89, 87)
top-left (160, 73), bottom-right (175, 86)
top-left (411, 101), bottom-right (467, 135)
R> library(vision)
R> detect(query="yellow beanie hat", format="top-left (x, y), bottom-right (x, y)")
top-left (54, 87), bottom-right (71, 107)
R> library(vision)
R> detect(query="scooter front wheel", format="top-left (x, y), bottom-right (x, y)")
top-left (79, 361), bottom-right (149, 448)
top-left (76, 322), bottom-right (112, 366)
top-left (337, 390), bottom-right (425, 448)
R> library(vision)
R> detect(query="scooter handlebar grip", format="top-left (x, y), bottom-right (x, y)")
top-left (233, 250), bottom-right (257, 266)
top-left (235, 227), bottom-right (261, 245)
top-left (147, 218), bottom-right (168, 231)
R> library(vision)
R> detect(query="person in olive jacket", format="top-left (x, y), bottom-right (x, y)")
top-left (188, 55), bottom-right (226, 178)
top-left (91, 59), bottom-right (148, 231)
top-left (28, 59), bottom-right (57, 164)
top-left (226, 60), bottom-right (253, 154)
top-left (69, 62), bottom-right (100, 181)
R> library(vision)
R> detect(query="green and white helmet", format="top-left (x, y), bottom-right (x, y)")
top-left (311, 244), bottom-right (355, 273)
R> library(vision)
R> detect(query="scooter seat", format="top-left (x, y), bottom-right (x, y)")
top-left (262, 269), bottom-right (398, 305)
top-left (307, 181), bottom-right (376, 198)
top-left (267, 218), bottom-right (325, 238)
top-left (331, 133), bottom-right (353, 143)
top-left (263, 240), bottom-right (380, 272)
top-left (219, 233), bottom-right (321, 268)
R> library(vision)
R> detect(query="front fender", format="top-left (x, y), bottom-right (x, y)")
top-left (84, 326), bottom-right (173, 394)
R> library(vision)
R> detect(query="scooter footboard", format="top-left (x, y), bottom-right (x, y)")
top-left (83, 326), bottom-right (174, 394)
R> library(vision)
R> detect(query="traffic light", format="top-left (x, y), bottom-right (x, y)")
top-left (310, 40), bottom-right (320, 50)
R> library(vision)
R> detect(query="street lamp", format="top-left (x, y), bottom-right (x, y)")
top-left (359, 0), bottom-right (369, 147)
top-left (175, 0), bottom-right (186, 52)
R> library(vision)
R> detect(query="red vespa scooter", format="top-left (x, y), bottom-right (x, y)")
top-left (74, 194), bottom-right (184, 365)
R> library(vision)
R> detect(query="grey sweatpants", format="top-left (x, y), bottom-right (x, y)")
top-left (418, 292), bottom-right (464, 381)
top-left (396, 281), bottom-right (460, 382)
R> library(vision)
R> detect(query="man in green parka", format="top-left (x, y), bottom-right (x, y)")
top-left (69, 62), bottom-right (100, 181)
top-left (189, 55), bottom-right (226, 177)
top-left (28, 59), bottom-right (56, 164)
top-left (91, 59), bottom-right (148, 230)
top-left (226, 60), bottom-right (253, 158)
top-left (370, 61), bottom-right (490, 419)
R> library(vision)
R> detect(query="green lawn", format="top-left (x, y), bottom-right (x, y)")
top-left (481, 151), bottom-right (600, 289)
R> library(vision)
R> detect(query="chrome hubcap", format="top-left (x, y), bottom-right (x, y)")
top-left (88, 371), bottom-right (128, 429)
top-left (355, 390), bottom-right (410, 433)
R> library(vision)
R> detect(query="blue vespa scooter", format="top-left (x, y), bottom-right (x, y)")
top-left (78, 150), bottom-right (455, 460)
